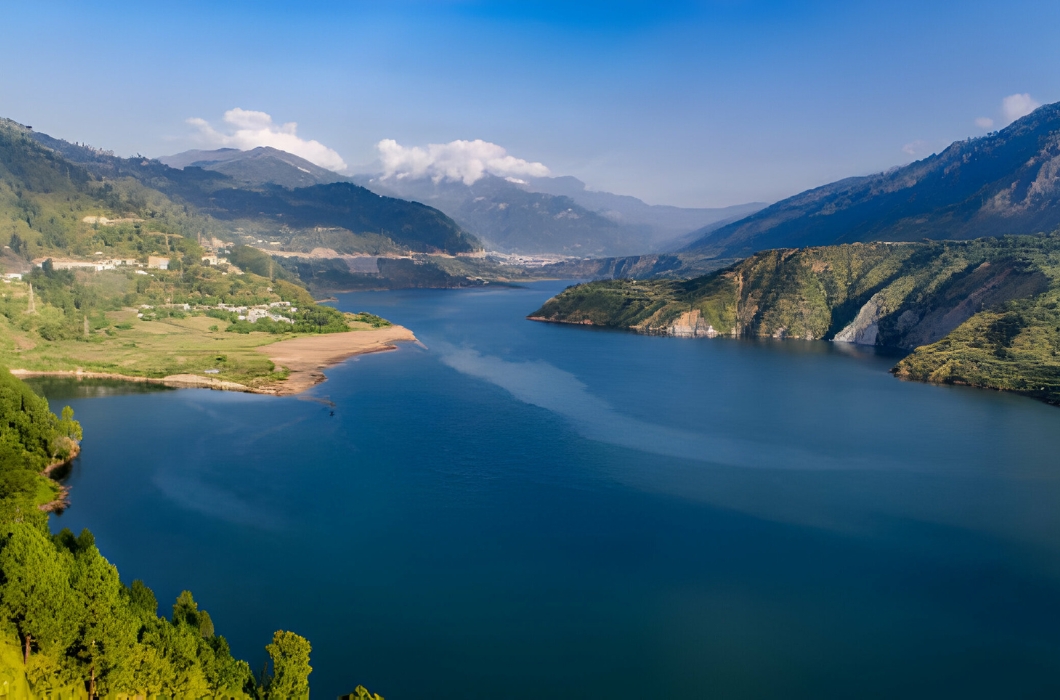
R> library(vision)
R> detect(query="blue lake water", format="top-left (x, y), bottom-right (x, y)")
top-left (34, 281), bottom-right (1060, 698)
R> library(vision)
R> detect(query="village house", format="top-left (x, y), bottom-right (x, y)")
top-left (147, 256), bottom-right (170, 270)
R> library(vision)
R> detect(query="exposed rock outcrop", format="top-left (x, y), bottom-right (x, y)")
top-left (833, 293), bottom-right (884, 345)
top-left (666, 309), bottom-right (719, 337)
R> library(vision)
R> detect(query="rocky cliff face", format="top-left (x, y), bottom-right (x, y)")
top-left (833, 258), bottom-right (1051, 348)
top-left (832, 293), bottom-right (885, 345)
top-left (665, 309), bottom-right (723, 338)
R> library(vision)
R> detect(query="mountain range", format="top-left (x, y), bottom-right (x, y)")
top-left (357, 173), bottom-right (763, 256)
top-left (686, 102), bottom-right (1060, 257)
top-left (21, 126), bottom-right (477, 255)
top-left (153, 144), bottom-right (764, 257)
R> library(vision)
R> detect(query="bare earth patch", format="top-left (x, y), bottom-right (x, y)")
top-left (255, 325), bottom-right (417, 395)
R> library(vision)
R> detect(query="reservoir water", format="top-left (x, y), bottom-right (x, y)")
top-left (34, 281), bottom-right (1060, 698)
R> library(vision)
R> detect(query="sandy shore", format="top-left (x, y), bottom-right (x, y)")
top-left (10, 324), bottom-right (417, 397)
top-left (254, 324), bottom-right (417, 395)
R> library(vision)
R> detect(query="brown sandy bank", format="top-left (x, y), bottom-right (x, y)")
top-left (254, 324), bottom-right (417, 395)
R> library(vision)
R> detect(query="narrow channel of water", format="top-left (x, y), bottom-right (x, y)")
top-left (36, 282), bottom-right (1060, 699)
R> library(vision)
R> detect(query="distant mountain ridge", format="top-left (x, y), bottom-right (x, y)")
top-left (524, 175), bottom-right (764, 246)
top-left (159, 146), bottom-right (349, 189)
top-left (686, 101), bottom-right (1060, 257)
top-left (156, 146), bottom-right (763, 257)
top-left (356, 173), bottom-right (644, 256)
top-left (357, 172), bottom-right (763, 257)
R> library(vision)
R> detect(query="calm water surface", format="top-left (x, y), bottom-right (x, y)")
top-left (36, 282), bottom-right (1060, 698)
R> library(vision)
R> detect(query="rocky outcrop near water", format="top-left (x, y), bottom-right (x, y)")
top-left (833, 293), bottom-right (885, 345)
top-left (665, 309), bottom-right (721, 337)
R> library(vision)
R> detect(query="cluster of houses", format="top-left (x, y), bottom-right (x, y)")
top-left (225, 301), bottom-right (298, 324)
top-left (26, 253), bottom-right (234, 273)
top-left (33, 257), bottom-right (140, 272)
top-left (137, 301), bottom-right (297, 324)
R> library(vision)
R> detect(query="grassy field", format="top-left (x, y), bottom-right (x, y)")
top-left (0, 281), bottom-right (386, 388)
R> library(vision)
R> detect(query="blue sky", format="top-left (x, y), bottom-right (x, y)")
top-left (2, 1), bottom-right (1058, 207)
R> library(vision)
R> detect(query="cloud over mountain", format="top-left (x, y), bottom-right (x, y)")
top-left (1001, 93), bottom-right (1040, 124)
top-left (377, 138), bottom-right (549, 185)
top-left (187, 108), bottom-right (347, 172)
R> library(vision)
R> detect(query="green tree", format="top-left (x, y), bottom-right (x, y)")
top-left (0, 522), bottom-right (79, 673)
top-left (263, 630), bottom-right (311, 700)
top-left (63, 530), bottom-right (140, 696)
top-left (57, 405), bottom-right (82, 442)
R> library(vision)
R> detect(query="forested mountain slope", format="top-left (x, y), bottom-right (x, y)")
top-left (685, 102), bottom-right (1060, 257)
top-left (22, 122), bottom-right (478, 255)
top-left (530, 235), bottom-right (1060, 405)
top-left (0, 119), bottom-right (400, 389)
top-left (0, 118), bottom-right (214, 263)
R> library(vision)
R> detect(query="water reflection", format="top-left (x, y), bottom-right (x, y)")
top-left (25, 377), bottom-right (173, 400)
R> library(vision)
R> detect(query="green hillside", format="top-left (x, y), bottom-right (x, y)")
top-left (0, 119), bottom-right (396, 388)
top-left (530, 235), bottom-right (1060, 405)
top-left (0, 119), bottom-right (218, 263)
top-left (26, 123), bottom-right (479, 256)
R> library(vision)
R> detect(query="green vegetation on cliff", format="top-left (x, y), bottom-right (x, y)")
top-left (531, 235), bottom-right (1060, 404)
top-left (893, 295), bottom-right (1060, 403)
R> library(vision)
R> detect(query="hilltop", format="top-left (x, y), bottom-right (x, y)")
top-left (158, 146), bottom-right (349, 189)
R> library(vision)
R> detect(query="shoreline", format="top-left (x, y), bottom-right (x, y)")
top-left (39, 443), bottom-right (81, 513)
top-left (10, 324), bottom-right (417, 398)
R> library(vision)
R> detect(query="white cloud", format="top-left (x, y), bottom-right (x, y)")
top-left (377, 138), bottom-right (549, 185)
top-left (1001, 93), bottom-right (1040, 124)
top-left (186, 108), bottom-right (347, 172)
top-left (974, 116), bottom-right (994, 130)
top-left (902, 139), bottom-right (930, 157)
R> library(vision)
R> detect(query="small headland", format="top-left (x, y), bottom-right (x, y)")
top-left (38, 442), bottom-right (81, 513)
